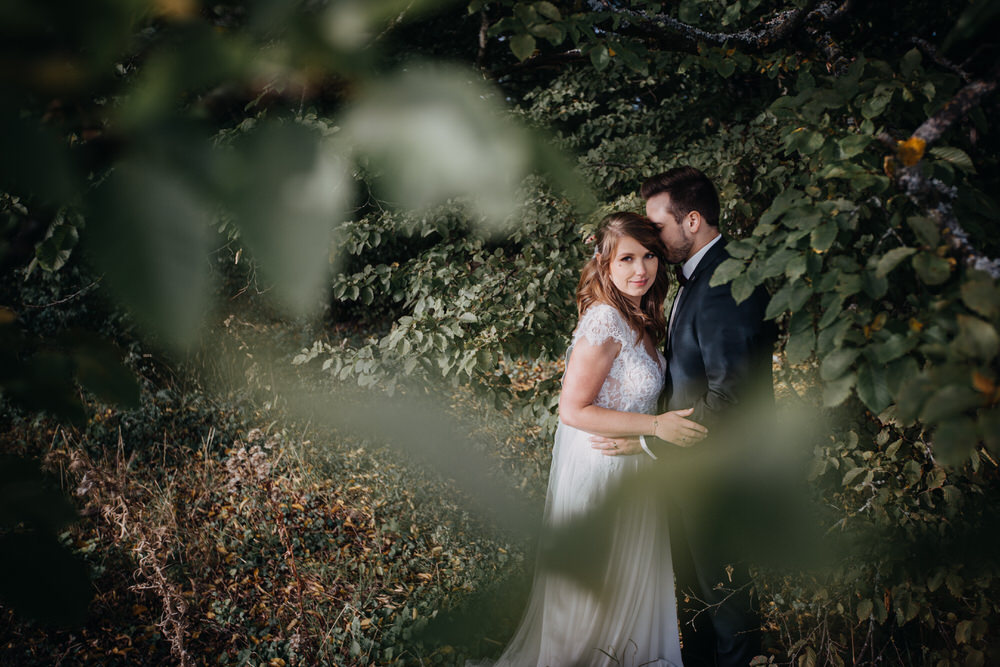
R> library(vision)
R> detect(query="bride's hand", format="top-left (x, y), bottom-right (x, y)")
top-left (652, 407), bottom-right (707, 447)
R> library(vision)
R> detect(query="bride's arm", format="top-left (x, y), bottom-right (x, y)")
top-left (558, 338), bottom-right (707, 442)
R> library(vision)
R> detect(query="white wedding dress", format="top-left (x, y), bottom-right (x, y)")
top-left (484, 303), bottom-right (682, 667)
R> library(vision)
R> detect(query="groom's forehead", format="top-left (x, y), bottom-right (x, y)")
top-left (646, 193), bottom-right (673, 215)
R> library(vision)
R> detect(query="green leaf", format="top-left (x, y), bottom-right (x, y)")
top-left (837, 134), bottom-right (872, 160)
top-left (766, 281), bottom-right (811, 320)
top-left (86, 160), bottom-right (211, 350)
top-left (980, 409), bottom-right (1000, 452)
top-left (842, 466), bottom-right (864, 486)
top-left (912, 252), bottom-right (951, 285)
top-left (710, 257), bottom-right (746, 287)
top-left (955, 619), bottom-right (973, 645)
top-left (811, 221), bottom-right (838, 252)
top-left (934, 417), bottom-right (978, 468)
top-left (529, 22), bottom-right (564, 45)
top-left (818, 295), bottom-right (844, 329)
top-left (761, 248), bottom-right (799, 279)
top-left (786, 129), bottom-right (825, 155)
top-left (857, 598), bottom-right (874, 622)
top-left (513, 3), bottom-right (539, 25)
top-left (785, 253), bottom-right (808, 281)
top-left (34, 219), bottom-right (80, 273)
top-left (821, 347), bottom-right (859, 381)
top-left (857, 361), bottom-right (892, 413)
top-left (875, 247), bottom-right (916, 278)
top-left (726, 239), bottom-right (756, 259)
top-left (534, 1), bottom-right (562, 20)
top-left (961, 277), bottom-right (1000, 319)
top-left (896, 375), bottom-right (933, 424)
top-left (861, 89), bottom-right (893, 119)
top-left (954, 314), bottom-right (999, 361)
top-left (903, 459), bottom-right (922, 486)
top-left (921, 384), bottom-right (983, 424)
top-left (823, 372), bottom-right (856, 407)
top-left (589, 44), bottom-right (610, 71)
top-left (717, 58), bottom-right (736, 78)
top-left (871, 333), bottom-right (916, 364)
top-left (907, 216), bottom-right (940, 246)
top-left (759, 189), bottom-right (807, 226)
top-left (900, 47), bottom-right (922, 78)
top-left (930, 146), bottom-right (975, 173)
top-left (886, 356), bottom-right (919, 394)
top-left (730, 274), bottom-right (755, 304)
top-left (227, 123), bottom-right (349, 318)
top-left (510, 33), bottom-right (536, 61)
top-left (786, 327), bottom-right (815, 365)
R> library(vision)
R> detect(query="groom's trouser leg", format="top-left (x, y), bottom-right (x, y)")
top-left (668, 500), bottom-right (716, 667)
top-left (677, 499), bottom-right (761, 667)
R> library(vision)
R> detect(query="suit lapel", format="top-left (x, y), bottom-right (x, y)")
top-left (665, 238), bottom-right (728, 358)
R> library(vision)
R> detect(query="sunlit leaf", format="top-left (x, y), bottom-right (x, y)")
top-left (225, 122), bottom-right (350, 318)
top-left (343, 65), bottom-right (532, 228)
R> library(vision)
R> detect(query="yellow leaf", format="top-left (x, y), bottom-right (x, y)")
top-left (972, 371), bottom-right (996, 397)
top-left (897, 136), bottom-right (926, 167)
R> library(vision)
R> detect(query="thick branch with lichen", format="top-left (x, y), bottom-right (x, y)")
top-left (613, 0), bottom-right (857, 54)
top-left (888, 66), bottom-right (1000, 278)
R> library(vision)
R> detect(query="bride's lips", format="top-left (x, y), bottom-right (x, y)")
top-left (630, 279), bottom-right (648, 287)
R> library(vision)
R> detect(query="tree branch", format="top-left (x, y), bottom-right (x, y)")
top-left (614, 0), bottom-right (854, 54)
top-left (492, 49), bottom-right (586, 78)
top-left (910, 37), bottom-right (972, 83)
top-left (888, 66), bottom-right (1000, 278)
top-left (912, 66), bottom-right (999, 145)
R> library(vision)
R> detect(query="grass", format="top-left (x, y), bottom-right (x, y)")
top-left (0, 289), bottom-right (560, 665)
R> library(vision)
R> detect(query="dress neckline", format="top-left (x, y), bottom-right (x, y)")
top-left (592, 302), bottom-right (662, 372)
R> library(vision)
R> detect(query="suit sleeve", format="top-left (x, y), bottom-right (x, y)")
top-left (690, 284), bottom-right (770, 428)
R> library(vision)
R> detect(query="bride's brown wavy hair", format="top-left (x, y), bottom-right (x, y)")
top-left (577, 212), bottom-right (671, 345)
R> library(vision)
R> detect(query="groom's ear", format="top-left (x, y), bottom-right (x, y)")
top-left (686, 210), bottom-right (704, 233)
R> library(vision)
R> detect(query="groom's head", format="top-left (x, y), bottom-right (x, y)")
top-left (641, 167), bottom-right (720, 264)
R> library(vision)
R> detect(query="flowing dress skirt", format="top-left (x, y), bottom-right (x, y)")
top-left (488, 421), bottom-right (682, 667)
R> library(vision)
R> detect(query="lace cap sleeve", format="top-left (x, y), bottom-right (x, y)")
top-left (573, 304), bottom-right (629, 348)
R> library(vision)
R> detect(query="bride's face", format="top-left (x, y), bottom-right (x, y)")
top-left (607, 235), bottom-right (659, 306)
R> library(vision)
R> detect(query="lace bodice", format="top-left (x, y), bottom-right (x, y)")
top-left (570, 304), bottom-right (665, 414)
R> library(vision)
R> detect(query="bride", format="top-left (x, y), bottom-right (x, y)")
top-left (484, 212), bottom-right (707, 666)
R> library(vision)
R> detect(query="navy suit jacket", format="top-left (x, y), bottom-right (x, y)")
top-left (663, 238), bottom-right (775, 432)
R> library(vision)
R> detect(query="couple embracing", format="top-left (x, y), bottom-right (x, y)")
top-left (487, 167), bottom-right (775, 666)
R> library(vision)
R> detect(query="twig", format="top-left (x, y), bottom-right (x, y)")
top-left (910, 37), bottom-right (972, 83)
top-left (23, 276), bottom-right (103, 309)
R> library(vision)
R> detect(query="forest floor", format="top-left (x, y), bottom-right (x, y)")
top-left (0, 285), bottom-right (562, 666)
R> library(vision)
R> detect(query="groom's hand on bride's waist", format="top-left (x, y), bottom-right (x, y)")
top-left (590, 435), bottom-right (643, 456)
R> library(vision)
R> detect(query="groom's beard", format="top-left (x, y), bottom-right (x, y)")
top-left (665, 237), bottom-right (693, 264)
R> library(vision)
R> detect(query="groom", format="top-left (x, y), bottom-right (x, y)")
top-left (593, 166), bottom-right (775, 666)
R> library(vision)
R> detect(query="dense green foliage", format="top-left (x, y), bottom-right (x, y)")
top-left (3, 0), bottom-right (1000, 664)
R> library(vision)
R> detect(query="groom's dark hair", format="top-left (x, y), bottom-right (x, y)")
top-left (640, 166), bottom-right (720, 228)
